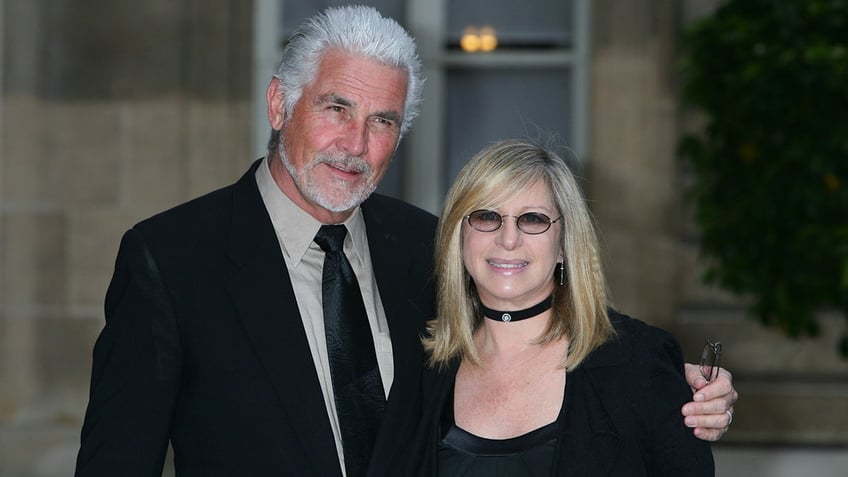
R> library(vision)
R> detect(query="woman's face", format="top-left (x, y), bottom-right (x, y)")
top-left (462, 180), bottom-right (562, 311)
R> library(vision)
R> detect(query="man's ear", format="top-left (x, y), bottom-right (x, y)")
top-left (266, 78), bottom-right (286, 130)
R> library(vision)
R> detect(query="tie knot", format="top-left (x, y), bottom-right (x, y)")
top-left (314, 224), bottom-right (347, 253)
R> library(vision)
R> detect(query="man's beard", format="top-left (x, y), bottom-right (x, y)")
top-left (279, 141), bottom-right (379, 213)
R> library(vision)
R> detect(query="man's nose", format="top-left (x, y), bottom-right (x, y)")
top-left (338, 119), bottom-right (368, 156)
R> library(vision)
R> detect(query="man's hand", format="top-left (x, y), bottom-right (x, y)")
top-left (681, 363), bottom-right (738, 441)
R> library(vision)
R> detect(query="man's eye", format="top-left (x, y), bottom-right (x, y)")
top-left (372, 117), bottom-right (396, 129)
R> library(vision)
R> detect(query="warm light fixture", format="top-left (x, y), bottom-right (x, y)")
top-left (479, 26), bottom-right (498, 52)
top-left (460, 25), bottom-right (498, 53)
top-left (460, 26), bottom-right (481, 52)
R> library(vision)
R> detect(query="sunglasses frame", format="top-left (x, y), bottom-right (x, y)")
top-left (699, 340), bottom-right (722, 383)
top-left (465, 209), bottom-right (562, 235)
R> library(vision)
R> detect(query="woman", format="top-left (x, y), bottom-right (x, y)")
top-left (400, 139), bottom-right (714, 475)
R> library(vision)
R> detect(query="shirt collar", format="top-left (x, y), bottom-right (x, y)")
top-left (255, 156), bottom-right (368, 267)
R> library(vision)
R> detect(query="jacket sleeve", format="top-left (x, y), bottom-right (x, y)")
top-left (639, 328), bottom-right (715, 476)
top-left (75, 228), bottom-right (182, 476)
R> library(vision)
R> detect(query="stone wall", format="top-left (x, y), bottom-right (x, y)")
top-left (590, 0), bottom-right (684, 328)
top-left (0, 1), bottom-right (252, 475)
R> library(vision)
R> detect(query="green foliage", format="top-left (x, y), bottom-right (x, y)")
top-left (677, 0), bottom-right (848, 356)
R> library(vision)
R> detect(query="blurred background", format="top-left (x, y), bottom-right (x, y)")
top-left (0, 0), bottom-right (846, 475)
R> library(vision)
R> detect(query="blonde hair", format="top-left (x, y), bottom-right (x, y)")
top-left (423, 139), bottom-right (614, 370)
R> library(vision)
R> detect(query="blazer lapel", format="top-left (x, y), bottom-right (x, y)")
top-left (554, 366), bottom-right (622, 476)
top-left (361, 199), bottom-right (434, 475)
top-left (224, 162), bottom-right (341, 476)
top-left (361, 202), bottom-right (429, 390)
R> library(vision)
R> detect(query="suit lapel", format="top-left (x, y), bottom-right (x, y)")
top-left (361, 199), bottom-right (434, 475)
top-left (554, 366), bottom-right (623, 476)
top-left (224, 162), bottom-right (341, 476)
top-left (361, 202), bottom-right (427, 390)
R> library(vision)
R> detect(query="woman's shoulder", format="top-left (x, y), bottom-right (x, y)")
top-left (610, 309), bottom-right (680, 344)
top-left (581, 309), bottom-right (685, 370)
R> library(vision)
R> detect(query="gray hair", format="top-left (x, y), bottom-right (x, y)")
top-left (272, 5), bottom-right (423, 145)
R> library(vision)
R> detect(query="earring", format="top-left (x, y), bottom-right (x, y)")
top-left (558, 261), bottom-right (565, 286)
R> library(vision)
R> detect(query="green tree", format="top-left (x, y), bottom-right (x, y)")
top-left (677, 0), bottom-right (848, 356)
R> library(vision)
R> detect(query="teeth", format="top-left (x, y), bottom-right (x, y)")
top-left (487, 260), bottom-right (526, 269)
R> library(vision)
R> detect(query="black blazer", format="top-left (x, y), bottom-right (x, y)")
top-left (384, 311), bottom-right (715, 476)
top-left (75, 159), bottom-right (438, 476)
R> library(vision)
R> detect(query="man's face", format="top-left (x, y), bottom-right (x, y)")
top-left (269, 49), bottom-right (408, 222)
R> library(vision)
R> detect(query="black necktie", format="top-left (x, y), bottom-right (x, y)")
top-left (314, 225), bottom-right (386, 477)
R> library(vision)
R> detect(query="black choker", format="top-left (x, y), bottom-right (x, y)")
top-left (481, 295), bottom-right (553, 323)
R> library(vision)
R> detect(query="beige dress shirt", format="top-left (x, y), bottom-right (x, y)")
top-left (255, 157), bottom-right (394, 475)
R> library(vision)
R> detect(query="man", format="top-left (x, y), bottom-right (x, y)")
top-left (75, 5), bottom-right (736, 476)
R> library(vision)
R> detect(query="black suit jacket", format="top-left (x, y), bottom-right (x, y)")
top-left (75, 159), bottom-right (438, 476)
top-left (383, 311), bottom-right (715, 476)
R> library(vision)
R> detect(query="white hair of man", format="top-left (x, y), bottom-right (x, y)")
top-left (274, 5), bottom-right (424, 139)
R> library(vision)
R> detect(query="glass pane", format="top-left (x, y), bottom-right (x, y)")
top-left (445, 68), bottom-right (575, 185)
top-left (282, 0), bottom-right (406, 37)
top-left (447, 0), bottom-right (574, 48)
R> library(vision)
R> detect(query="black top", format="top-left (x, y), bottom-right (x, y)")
top-left (438, 422), bottom-right (559, 476)
top-left (436, 385), bottom-right (560, 476)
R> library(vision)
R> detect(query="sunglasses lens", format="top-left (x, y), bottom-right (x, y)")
top-left (699, 341), bottom-right (721, 382)
top-left (517, 213), bottom-right (552, 234)
top-left (467, 210), bottom-right (502, 232)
